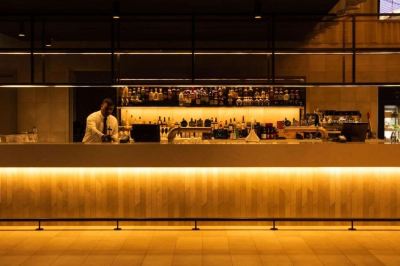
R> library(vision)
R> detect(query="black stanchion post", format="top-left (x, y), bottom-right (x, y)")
top-left (36, 220), bottom-right (44, 231)
top-left (348, 220), bottom-right (356, 231)
top-left (192, 220), bottom-right (200, 231)
top-left (114, 220), bottom-right (122, 231)
top-left (270, 220), bottom-right (278, 231)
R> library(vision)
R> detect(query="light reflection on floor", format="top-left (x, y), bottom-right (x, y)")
top-left (0, 226), bottom-right (399, 265)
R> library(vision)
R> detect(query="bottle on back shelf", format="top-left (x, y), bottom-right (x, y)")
top-left (283, 89), bottom-right (290, 104)
top-left (154, 88), bottom-right (160, 101)
top-left (178, 90), bottom-right (184, 106)
top-left (148, 89), bottom-right (154, 102)
top-left (158, 88), bottom-right (164, 102)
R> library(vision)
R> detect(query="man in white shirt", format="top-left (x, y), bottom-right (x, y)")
top-left (82, 98), bottom-right (119, 143)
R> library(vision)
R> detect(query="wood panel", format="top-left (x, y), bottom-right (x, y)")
top-left (0, 168), bottom-right (399, 225)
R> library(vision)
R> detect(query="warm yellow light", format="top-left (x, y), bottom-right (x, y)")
top-left (1, 167), bottom-right (400, 176)
top-left (120, 106), bottom-right (301, 127)
top-left (254, 15), bottom-right (262, 19)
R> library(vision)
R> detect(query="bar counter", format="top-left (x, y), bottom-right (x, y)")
top-left (1, 141), bottom-right (400, 221)
top-left (0, 141), bottom-right (399, 167)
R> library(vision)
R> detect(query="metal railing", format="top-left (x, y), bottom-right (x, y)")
top-left (1, 217), bottom-right (399, 231)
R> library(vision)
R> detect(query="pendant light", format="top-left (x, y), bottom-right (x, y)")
top-left (113, 1), bottom-right (120, 20)
top-left (18, 22), bottom-right (26, 37)
top-left (254, 0), bottom-right (263, 20)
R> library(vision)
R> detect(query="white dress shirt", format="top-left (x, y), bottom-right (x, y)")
top-left (82, 111), bottom-right (119, 143)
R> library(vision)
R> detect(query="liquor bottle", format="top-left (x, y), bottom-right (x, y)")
top-left (197, 118), bottom-right (203, 127)
top-left (283, 89), bottom-right (289, 105)
top-left (268, 88), bottom-right (274, 105)
top-left (236, 97), bottom-right (243, 106)
top-left (149, 89), bottom-right (154, 102)
top-left (153, 88), bottom-right (159, 101)
top-left (196, 89), bottom-right (201, 105)
top-left (228, 118), bottom-right (233, 132)
top-left (205, 118), bottom-right (212, 127)
top-left (178, 90), bottom-right (184, 106)
top-left (227, 88), bottom-right (233, 106)
top-left (248, 87), bottom-right (254, 99)
top-left (138, 116), bottom-right (143, 124)
top-left (204, 88), bottom-right (210, 105)
top-left (261, 125), bottom-right (267, 140)
top-left (158, 88), bottom-right (164, 102)
top-left (167, 87), bottom-right (173, 101)
top-left (294, 89), bottom-right (300, 105)
top-left (279, 88), bottom-right (284, 105)
top-left (208, 88), bottom-right (213, 106)
top-left (158, 116), bottom-right (162, 125)
top-left (289, 89), bottom-right (295, 105)
top-left (189, 118), bottom-right (196, 127)
top-left (232, 88), bottom-right (238, 106)
top-left (213, 88), bottom-right (219, 106)
top-left (180, 118), bottom-right (188, 127)
top-left (172, 87), bottom-right (178, 104)
top-left (212, 118), bottom-right (219, 130)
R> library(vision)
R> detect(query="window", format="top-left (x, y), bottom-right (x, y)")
top-left (379, 0), bottom-right (400, 19)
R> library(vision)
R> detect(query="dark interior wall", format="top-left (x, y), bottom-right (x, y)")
top-left (0, 70), bottom-right (17, 135)
top-left (0, 88), bottom-right (17, 135)
top-left (71, 71), bottom-right (117, 142)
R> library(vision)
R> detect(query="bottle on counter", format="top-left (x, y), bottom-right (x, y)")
top-left (189, 118), bottom-right (196, 127)
top-left (261, 124), bottom-right (267, 140)
top-left (180, 118), bottom-right (188, 127)
top-left (204, 118), bottom-right (212, 127)
top-left (197, 118), bottom-right (204, 127)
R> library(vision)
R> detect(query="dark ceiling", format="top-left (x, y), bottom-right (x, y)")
top-left (0, 0), bottom-right (339, 15)
top-left (0, 0), bottom-right (340, 48)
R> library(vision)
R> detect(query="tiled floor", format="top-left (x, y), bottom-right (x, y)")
top-left (0, 226), bottom-right (400, 265)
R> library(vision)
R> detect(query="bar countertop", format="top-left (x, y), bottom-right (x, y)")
top-left (0, 142), bottom-right (399, 167)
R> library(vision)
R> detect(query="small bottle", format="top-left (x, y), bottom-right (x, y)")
top-left (153, 88), bottom-right (159, 101)
top-left (283, 89), bottom-right (290, 104)
top-left (261, 125), bottom-right (267, 140)
top-left (149, 89), bottom-right (154, 101)
top-left (189, 118), bottom-right (196, 127)
top-left (181, 118), bottom-right (188, 127)
top-left (178, 91), bottom-right (184, 106)
top-left (158, 88), bottom-right (164, 101)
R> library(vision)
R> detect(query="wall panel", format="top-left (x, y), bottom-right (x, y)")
top-left (0, 168), bottom-right (399, 225)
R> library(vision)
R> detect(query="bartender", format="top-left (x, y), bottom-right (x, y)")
top-left (82, 98), bottom-right (119, 143)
